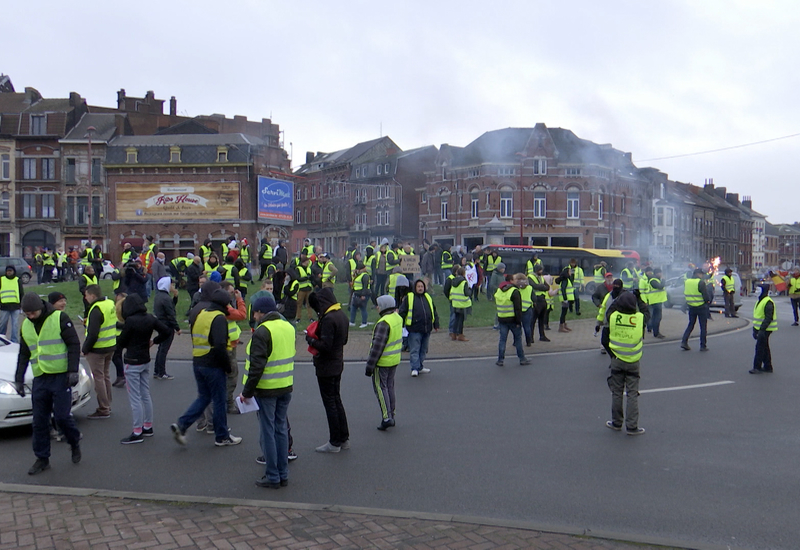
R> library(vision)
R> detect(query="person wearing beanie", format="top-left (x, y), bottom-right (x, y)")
top-left (48, 292), bottom-right (67, 311)
top-left (528, 264), bottom-right (551, 343)
top-left (750, 282), bottom-right (777, 374)
top-left (602, 290), bottom-right (646, 435)
top-left (209, 270), bottom-right (222, 283)
top-left (681, 268), bottom-right (711, 352)
top-left (365, 295), bottom-right (401, 430)
top-left (15, 291), bottom-right (83, 474)
top-left (0, 265), bottom-right (24, 343)
top-left (241, 294), bottom-right (294, 488)
top-left (349, 262), bottom-right (371, 328)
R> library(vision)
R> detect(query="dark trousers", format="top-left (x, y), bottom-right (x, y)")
top-left (498, 322), bottom-right (525, 360)
top-left (559, 302), bottom-right (570, 323)
top-left (607, 357), bottom-right (640, 431)
top-left (754, 332), bottom-right (773, 371)
top-left (532, 307), bottom-right (547, 339)
top-left (112, 347), bottom-right (124, 379)
top-left (574, 290), bottom-right (581, 314)
top-left (522, 308), bottom-right (533, 345)
top-left (178, 365), bottom-right (229, 443)
top-left (375, 274), bottom-right (388, 296)
top-left (32, 373), bottom-right (81, 459)
top-left (154, 330), bottom-right (175, 377)
top-left (724, 291), bottom-right (736, 317)
top-left (317, 375), bottom-right (349, 447)
top-left (649, 303), bottom-right (663, 336)
top-left (258, 261), bottom-right (271, 280)
top-left (682, 305), bottom-right (708, 348)
top-left (453, 309), bottom-right (465, 335)
top-left (792, 298), bottom-right (800, 323)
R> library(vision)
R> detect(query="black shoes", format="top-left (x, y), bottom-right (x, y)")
top-left (255, 477), bottom-right (281, 489)
top-left (539, 336), bottom-right (551, 342)
top-left (377, 419), bottom-right (395, 431)
top-left (749, 368), bottom-right (773, 374)
top-left (142, 427), bottom-right (154, 437)
top-left (28, 458), bottom-right (50, 475)
top-left (71, 444), bottom-right (81, 464)
top-left (120, 433), bottom-right (144, 445)
top-left (680, 343), bottom-right (690, 351)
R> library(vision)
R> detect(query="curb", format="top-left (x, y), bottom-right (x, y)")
top-left (0, 483), bottom-right (745, 550)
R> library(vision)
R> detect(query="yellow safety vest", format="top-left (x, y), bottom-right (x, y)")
top-left (85, 298), bottom-right (117, 349)
top-left (530, 274), bottom-right (548, 298)
top-left (684, 279), bottom-right (704, 307)
top-left (365, 255), bottom-right (375, 276)
top-left (486, 255), bottom-right (501, 272)
top-left (21, 312), bottom-right (68, 377)
top-left (440, 251), bottom-right (453, 270)
top-left (297, 265), bottom-right (312, 290)
top-left (753, 297), bottom-right (778, 331)
top-left (260, 244), bottom-right (273, 260)
top-left (621, 268), bottom-right (636, 290)
top-left (220, 264), bottom-right (236, 282)
top-left (388, 272), bottom-right (401, 296)
top-left (0, 276), bottom-right (20, 304)
top-left (609, 311), bottom-right (644, 363)
top-left (638, 275), bottom-right (651, 305)
top-left (192, 310), bottom-right (225, 357)
top-left (200, 244), bottom-right (212, 261)
top-left (450, 280), bottom-right (472, 309)
top-left (790, 277), bottom-right (800, 295)
top-left (240, 246), bottom-right (250, 263)
top-left (302, 244), bottom-right (314, 257)
top-left (404, 292), bottom-right (436, 326)
top-left (526, 259), bottom-right (543, 278)
top-left (594, 266), bottom-right (606, 283)
top-left (518, 285), bottom-right (533, 312)
top-left (353, 272), bottom-right (368, 292)
top-left (494, 287), bottom-right (516, 318)
top-left (573, 266), bottom-right (584, 286)
top-left (227, 318), bottom-right (242, 350)
top-left (80, 249), bottom-right (94, 266)
top-left (238, 267), bottom-right (249, 289)
top-left (649, 277), bottom-right (666, 304)
top-left (322, 262), bottom-right (336, 284)
top-left (721, 275), bottom-right (736, 293)
top-left (243, 318), bottom-right (295, 389)
top-left (121, 250), bottom-right (134, 264)
top-left (375, 312), bottom-right (403, 367)
top-left (82, 274), bottom-right (98, 288)
top-left (597, 291), bottom-right (612, 322)
top-left (42, 253), bottom-right (55, 266)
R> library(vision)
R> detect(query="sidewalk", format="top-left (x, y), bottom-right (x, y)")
top-left (0, 484), bottom-right (693, 550)
top-left (166, 308), bottom-right (749, 362)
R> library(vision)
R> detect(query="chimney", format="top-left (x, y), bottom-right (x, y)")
top-left (726, 193), bottom-right (739, 205)
top-left (742, 195), bottom-right (752, 209)
top-left (68, 92), bottom-right (82, 107)
top-left (145, 90), bottom-right (155, 101)
top-left (169, 96), bottom-right (177, 116)
top-left (306, 151), bottom-right (315, 164)
top-left (117, 88), bottom-right (126, 109)
top-left (714, 186), bottom-right (726, 198)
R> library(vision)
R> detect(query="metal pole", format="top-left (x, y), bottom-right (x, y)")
top-left (86, 126), bottom-right (95, 246)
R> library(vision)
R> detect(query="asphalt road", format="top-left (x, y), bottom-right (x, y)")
top-left (2, 295), bottom-right (798, 550)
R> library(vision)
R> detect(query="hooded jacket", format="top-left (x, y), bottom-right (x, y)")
top-left (189, 288), bottom-right (232, 370)
top-left (153, 277), bottom-right (180, 332)
top-left (398, 279), bottom-right (439, 333)
top-left (117, 294), bottom-right (172, 365)
top-left (306, 287), bottom-right (349, 377)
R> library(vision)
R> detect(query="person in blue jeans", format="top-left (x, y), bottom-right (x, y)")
top-left (398, 279), bottom-right (439, 377)
top-left (348, 263), bottom-right (371, 328)
top-left (240, 295), bottom-right (294, 489)
top-left (494, 280), bottom-right (531, 367)
top-left (171, 287), bottom-right (242, 447)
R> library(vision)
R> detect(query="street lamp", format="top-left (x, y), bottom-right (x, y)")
top-left (85, 126), bottom-right (96, 246)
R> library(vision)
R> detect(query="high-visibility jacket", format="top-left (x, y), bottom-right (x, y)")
top-left (684, 279), bottom-right (705, 307)
top-left (721, 275), bottom-right (736, 293)
top-left (638, 275), bottom-right (651, 305)
top-left (221, 242), bottom-right (229, 260)
top-left (495, 287), bottom-right (517, 318)
top-left (238, 267), bottom-right (249, 290)
top-left (530, 274), bottom-right (548, 298)
top-left (621, 268), bottom-right (636, 290)
top-left (364, 254), bottom-right (375, 276)
top-left (790, 276), bottom-right (800, 295)
top-left (449, 280), bottom-right (472, 309)
top-left (648, 277), bottom-right (667, 304)
top-left (243, 318), bottom-right (295, 390)
top-left (348, 258), bottom-right (358, 278)
top-left (296, 265), bottom-right (312, 290)
top-left (597, 292), bottom-right (613, 323)
top-left (561, 277), bottom-right (575, 301)
top-left (260, 244), bottom-right (273, 261)
top-left (42, 253), bottom-right (55, 266)
top-left (227, 319), bottom-right (242, 351)
top-left (22, 312), bottom-right (68, 377)
top-left (352, 272), bottom-right (368, 292)
top-left (56, 252), bottom-right (67, 266)
top-left (82, 273), bottom-right (98, 289)
top-left (518, 285), bottom-right (533, 312)
top-left (440, 250), bottom-right (453, 270)
top-left (204, 262), bottom-right (218, 274)
top-left (753, 297), bottom-right (778, 331)
top-left (573, 266), bottom-right (584, 287)
top-left (0, 276), bottom-right (20, 304)
top-left (404, 292), bottom-right (435, 326)
top-left (322, 262), bottom-right (336, 284)
top-left (525, 258), bottom-right (543, 278)
top-left (302, 244), bottom-right (314, 257)
top-left (388, 272), bottom-right (401, 296)
top-left (35, 253), bottom-right (43, 266)
top-left (219, 264), bottom-right (236, 282)
top-left (609, 311), bottom-right (644, 363)
top-left (594, 266), bottom-right (606, 284)
top-left (200, 244), bottom-right (212, 262)
top-left (112, 268), bottom-right (121, 292)
top-left (486, 255), bottom-right (501, 273)
top-left (80, 249), bottom-right (94, 266)
top-left (375, 312), bottom-right (403, 367)
top-left (192, 310), bottom-right (225, 357)
top-left (86, 298), bottom-right (117, 350)
top-left (240, 246), bottom-right (251, 263)
top-left (121, 250), bottom-right (134, 265)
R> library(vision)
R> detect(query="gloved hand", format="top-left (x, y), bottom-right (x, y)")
top-left (752, 328), bottom-right (759, 340)
top-left (365, 366), bottom-right (374, 377)
top-left (67, 372), bottom-right (79, 387)
top-left (594, 324), bottom-right (601, 333)
top-left (305, 335), bottom-right (315, 346)
top-left (757, 331), bottom-right (768, 342)
top-left (14, 381), bottom-right (25, 397)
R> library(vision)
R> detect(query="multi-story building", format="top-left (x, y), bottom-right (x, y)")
top-left (744, 196), bottom-right (767, 275)
top-left (773, 223), bottom-right (800, 269)
top-left (418, 124), bottom-right (654, 253)
top-left (0, 136), bottom-right (15, 255)
top-left (764, 223), bottom-right (781, 269)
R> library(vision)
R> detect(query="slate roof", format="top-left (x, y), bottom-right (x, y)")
top-left (105, 133), bottom-right (264, 164)
top-left (62, 113), bottom-right (122, 142)
top-left (294, 137), bottom-right (396, 175)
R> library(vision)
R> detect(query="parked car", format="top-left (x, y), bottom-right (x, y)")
top-left (664, 272), bottom-right (742, 311)
top-left (0, 257), bottom-right (34, 284)
top-left (0, 335), bottom-right (94, 428)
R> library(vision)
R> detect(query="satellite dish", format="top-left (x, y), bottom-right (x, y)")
top-left (781, 261), bottom-right (793, 270)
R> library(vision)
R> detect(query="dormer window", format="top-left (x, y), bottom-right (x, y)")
top-left (30, 115), bottom-right (46, 135)
top-left (169, 146), bottom-right (181, 163)
top-left (217, 146), bottom-right (229, 163)
top-left (125, 148), bottom-right (138, 164)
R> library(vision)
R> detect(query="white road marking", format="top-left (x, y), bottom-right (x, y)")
top-left (639, 380), bottom-right (735, 394)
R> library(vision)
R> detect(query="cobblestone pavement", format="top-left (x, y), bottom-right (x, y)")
top-left (0, 489), bottom-right (684, 550)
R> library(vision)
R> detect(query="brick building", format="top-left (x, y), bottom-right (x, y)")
top-left (418, 124), bottom-right (654, 253)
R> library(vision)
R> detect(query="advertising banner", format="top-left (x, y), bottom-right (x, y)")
top-left (115, 182), bottom-right (239, 221)
top-left (258, 176), bottom-right (293, 224)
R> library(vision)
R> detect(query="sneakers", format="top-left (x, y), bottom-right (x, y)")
top-left (411, 369), bottom-right (419, 377)
top-left (359, 323), bottom-right (369, 328)
top-left (156, 373), bottom-right (174, 380)
top-left (258, 449), bottom-right (299, 464)
top-left (339, 440), bottom-right (350, 450)
top-left (215, 434), bottom-right (243, 447)
top-left (680, 343), bottom-right (691, 351)
top-left (700, 347), bottom-right (709, 352)
top-left (655, 334), bottom-right (666, 339)
top-left (605, 421), bottom-right (622, 431)
top-left (315, 442), bottom-right (341, 453)
top-left (377, 418), bottom-right (395, 431)
top-left (87, 411), bottom-right (110, 419)
top-left (171, 423), bottom-right (187, 446)
top-left (519, 358), bottom-right (531, 366)
top-left (626, 427), bottom-right (646, 436)
top-left (495, 360), bottom-right (504, 367)
top-left (288, 448), bottom-right (298, 461)
top-left (28, 458), bottom-right (50, 475)
top-left (419, 367), bottom-right (431, 374)
top-left (539, 336), bottom-right (551, 342)
top-left (349, 322), bottom-right (356, 327)
top-left (71, 444), bottom-right (81, 464)
top-left (142, 427), bottom-right (154, 437)
top-left (120, 433), bottom-right (144, 445)
top-left (196, 422), bottom-right (207, 432)
top-left (206, 426), bottom-right (216, 435)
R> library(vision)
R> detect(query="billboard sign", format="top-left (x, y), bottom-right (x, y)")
top-left (258, 176), bottom-right (293, 224)
top-left (115, 182), bottom-right (239, 221)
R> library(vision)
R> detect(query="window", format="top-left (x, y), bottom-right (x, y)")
top-left (126, 149), bottom-right (138, 163)
top-left (500, 190), bottom-right (513, 218)
top-left (533, 158), bottom-right (547, 175)
top-left (469, 168), bottom-right (480, 177)
top-left (362, 165), bottom-right (368, 177)
top-left (42, 194), bottom-right (55, 218)
top-left (296, 187), bottom-right (302, 201)
top-left (471, 193), bottom-right (479, 218)
top-left (295, 209), bottom-right (301, 224)
top-left (41, 158), bottom-right (56, 180)
top-left (169, 147), bottom-right (181, 163)
top-left (421, 191), bottom-right (427, 203)
top-left (567, 190), bottom-right (580, 219)
top-left (666, 235), bottom-right (674, 247)
top-left (385, 208), bottom-right (391, 226)
top-left (303, 208), bottom-right (307, 224)
top-left (498, 167), bottom-right (515, 176)
top-left (311, 207), bottom-right (316, 223)
top-left (217, 147), bottom-right (228, 163)
top-left (0, 192), bottom-right (8, 219)
top-left (597, 194), bottom-right (604, 220)
top-left (30, 115), bottom-right (46, 135)
top-left (620, 223), bottom-right (626, 246)
top-left (666, 208), bottom-right (673, 227)
top-left (384, 163), bottom-right (390, 174)
top-left (377, 164), bottom-right (382, 175)
top-left (92, 158), bottom-right (101, 183)
top-left (327, 209), bottom-right (332, 223)
top-left (23, 158), bottom-right (36, 179)
top-left (534, 190), bottom-right (546, 218)
top-left (441, 199), bottom-right (449, 220)
top-left (383, 185), bottom-right (390, 198)
top-left (356, 168), bottom-right (360, 178)
top-left (23, 194), bottom-right (36, 218)
top-left (303, 186), bottom-right (307, 200)
top-left (91, 196), bottom-right (100, 224)
top-left (377, 186), bottom-right (384, 199)
top-left (66, 158), bottom-right (76, 183)
top-left (621, 194), bottom-right (626, 214)
top-left (656, 207), bottom-right (664, 227)
top-left (377, 209), bottom-right (384, 226)
top-left (565, 168), bottom-right (581, 176)
top-left (311, 184), bottom-right (316, 199)
top-left (1, 154), bottom-right (9, 180)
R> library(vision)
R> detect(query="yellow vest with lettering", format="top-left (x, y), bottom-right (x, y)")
top-left (609, 311), bottom-right (644, 363)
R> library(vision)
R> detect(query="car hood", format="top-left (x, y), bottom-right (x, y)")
top-left (0, 342), bottom-right (32, 385)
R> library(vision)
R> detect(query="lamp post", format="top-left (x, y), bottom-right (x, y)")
top-left (85, 126), bottom-right (96, 247)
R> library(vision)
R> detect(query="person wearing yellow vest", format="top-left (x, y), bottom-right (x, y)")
top-left (593, 261), bottom-right (608, 284)
top-left (525, 254), bottom-right (544, 280)
top-left (398, 279), bottom-right (438, 377)
top-left (750, 282), bottom-right (777, 374)
top-left (720, 268), bottom-right (738, 318)
top-left (595, 277), bottom-right (623, 356)
top-left (82, 285), bottom-right (117, 418)
top-left (484, 250), bottom-right (502, 295)
top-left (647, 267), bottom-right (667, 339)
top-left (569, 258), bottom-right (583, 316)
top-left (41, 248), bottom-right (55, 283)
top-left (0, 265), bottom-right (24, 343)
top-left (556, 264), bottom-right (576, 332)
top-left (15, 292), bottom-right (83, 475)
top-left (789, 268), bottom-right (800, 326)
top-left (239, 295), bottom-right (294, 488)
top-left (239, 238), bottom-right (251, 265)
top-left (602, 291), bottom-right (646, 435)
top-left (121, 242), bottom-right (136, 266)
top-left (199, 239), bottom-right (213, 264)
top-left (153, 277), bottom-right (180, 380)
top-left (528, 264), bottom-right (551, 343)
top-left (447, 267), bottom-right (471, 342)
top-left (513, 273), bottom-right (535, 347)
top-left (320, 253), bottom-right (338, 289)
top-left (620, 261), bottom-right (637, 291)
top-left (78, 265), bottom-right (99, 318)
top-left (111, 292), bottom-right (126, 388)
top-left (494, 280), bottom-right (531, 367)
top-left (293, 257), bottom-right (314, 323)
top-left (365, 295), bottom-right (402, 430)
top-left (349, 263), bottom-right (371, 328)
top-left (258, 238), bottom-right (274, 281)
top-left (115, 293), bottom-right (172, 444)
top-left (680, 268), bottom-right (710, 352)
top-left (171, 286), bottom-right (243, 447)
top-left (235, 258), bottom-right (251, 298)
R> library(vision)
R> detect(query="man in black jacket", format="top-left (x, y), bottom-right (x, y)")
top-left (495, 280), bottom-right (530, 367)
top-left (153, 277), bottom-right (180, 380)
top-left (0, 265), bottom-right (24, 343)
top-left (398, 279), bottom-right (438, 377)
top-left (184, 256), bottom-right (204, 303)
top-left (171, 286), bottom-right (242, 447)
top-left (306, 287), bottom-right (350, 453)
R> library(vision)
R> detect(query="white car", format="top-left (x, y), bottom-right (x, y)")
top-left (664, 272), bottom-right (743, 311)
top-left (0, 335), bottom-right (94, 428)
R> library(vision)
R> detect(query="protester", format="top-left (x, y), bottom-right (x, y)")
top-left (0, 265), bottom-right (24, 343)
top-left (365, 295), bottom-right (401, 430)
top-left (153, 277), bottom-right (180, 380)
top-left (78, 265), bottom-right (99, 318)
top-left (750, 282), bottom-right (776, 374)
top-left (398, 279), bottom-right (438, 377)
top-left (446, 267), bottom-right (470, 342)
top-left (123, 260), bottom-right (147, 303)
top-left (111, 293), bottom-right (127, 387)
top-left (349, 262), bottom-right (371, 328)
top-left (515, 274), bottom-right (534, 347)
top-left (528, 265), bottom-right (550, 342)
top-left (494, 280), bottom-right (530, 367)
top-left (82, 285), bottom-right (117, 419)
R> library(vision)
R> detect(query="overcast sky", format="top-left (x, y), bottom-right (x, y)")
top-left (4, 1), bottom-right (799, 222)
